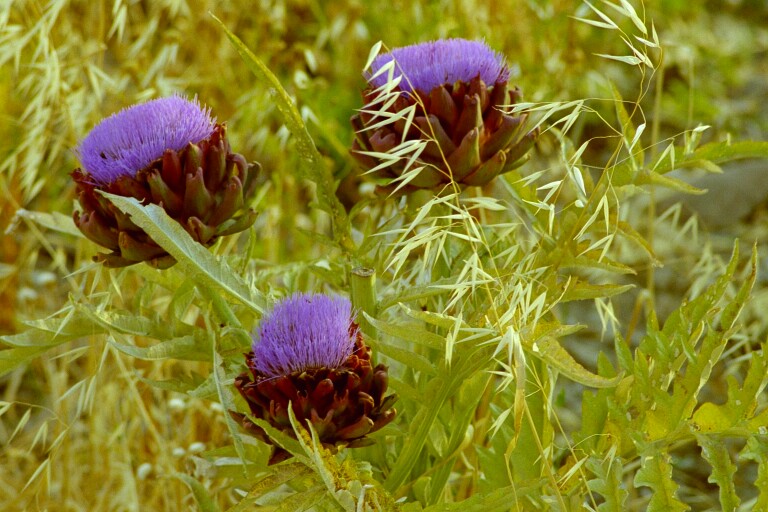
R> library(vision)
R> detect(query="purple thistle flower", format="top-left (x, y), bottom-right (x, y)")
top-left (76, 94), bottom-right (216, 185)
top-left (234, 291), bottom-right (396, 462)
top-left (252, 293), bottom-right (359, 378)
top-left (367, 38), bottom-right (510, 93)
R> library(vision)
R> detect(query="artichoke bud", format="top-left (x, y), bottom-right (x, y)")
top-left (161, 149), bottom-right (183, 190)
top-left (234, 294), bottom-right (397, 464)
top-left (481, 114), bottom-right (525, 160)
top-left (186, 216), bottom-right (217, 245)
top-left (184, 143), bottom-right (203, 177)
top-left (369, 130), bottom-right (398, 154)
top-left (209, 176), bottom-right (244, 226)
top-left (417, 115), bottom-right (456, 160)
top-left (203, 144), bottom-right (226, 192)
top-left (216, 208), bottom-right (258, 237)
top-left (503, 128), bottom-right (540, 171)
top-left (464, 149), bottom-right (507, 186)
top-left (184, 167), bottom-right (215, 220)
top-left (227, 153), bottom-right (249, 183)
top-left (117, 231), bottom-right (168, 262)
top-left (71, 95), bottom-right (259, 267)
top-left (352, 39), bottom-right (539, 193)
top-left (453, 94), bottom-right (484, 141)
top-left (147, 169), bottom-right (183, 215)
top-left (447, 127), bottom-right (482, 181)
top-left (429, 86), bottom-right (458, 126)
top-left (75, 210), bottom-right (119, 251)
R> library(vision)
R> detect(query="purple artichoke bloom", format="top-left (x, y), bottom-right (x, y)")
top-left (71, 94), bottom-right (258, 268)
top-left (252, 293), bottom-right (359, 378)
top-left (76, 95), bottom-right (216, 185)
top-left (234, 292), bottom-right (397, 463)
top-left (351, 38), bottom-right (538, 192)
top-left (367, 38), bottom-right (510, 93)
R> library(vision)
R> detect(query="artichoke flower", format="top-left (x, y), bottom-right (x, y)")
top-left (351, 39), bottom-right (538, 193)
top-left (72, 95), bottom-right (257, 268)
top-left (234, 293), bottom-right (397, 464)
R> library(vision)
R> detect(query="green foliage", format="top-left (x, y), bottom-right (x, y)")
top-left (3, 0), bottom-right (768, 510)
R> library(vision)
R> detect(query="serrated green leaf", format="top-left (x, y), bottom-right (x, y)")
top-left (170, 279), bottom-right (198, 322)
top-left (638, 170), bottom-right (706, 194)
top-left (286, 406), bottom-right (335, 490)
top-left (421, 482), bottom-right (536, 512)
top-left (174, 473), bottom-right (221, 512)
top-left (6, 307), bottom-right (106, 346)
top-left (652, 140), bottom-right (768, 175)
top-left (634, 451), bottom-right (689, 512)
top-left (690, 402), bottom-right (735, 433)
top-left (696, 434), bottom-right (740, 511)
top-left (747, 408), bottom-right (768, 434)
top-left (614, 334), bottom-right (634, 373)
top-left (225, 464), bottom-right (314, 512)
top-left (365, 313), bottom-right (445, 351)
top-left (103, 194), bottom-right (265, 314)
top-left (188, 373), bottom-right (219, 399)
top-left (78, 306), bottom-right (172, 338)
top-left (535, 337), bottom-right (622, 388)
top-left (275, 486), bottom-right (329, 512)
top-left (2, 328), bottom-right (83, 348)
top-left (562, 254), bottom-right (637, 275)
top-left (720, 244), bottom-right (757, 330)
top-left (586, 455), bottom-right (629, 512)
top-left (0, 346), bottom-right (49, 377)
top-left (377, 343), bottom-right (437, 376)
top-left (109, 334), bottom-right (211, 361)
top-left (248, 415), bottom-right (308, 465)
top-left (733, 344), bottom-right (768, 417)
top-left (527, 321), bottom-right (586, 344)
top-left (377, 277), bottom-right (459, 311)
top-left (561, 282), bottom-right (634, 302)
top-left (739, 437), bottom-right (768, 511)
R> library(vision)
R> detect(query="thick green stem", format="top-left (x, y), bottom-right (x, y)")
top-left (350, 266), bottom-right (378, 339)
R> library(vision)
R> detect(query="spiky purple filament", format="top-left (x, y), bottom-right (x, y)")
top-left (75, 94), bottom-right (216, 185)
top-left (252, 293), bottom-right (359, 378)
top-left (367, 38), bottom-right (510, 92)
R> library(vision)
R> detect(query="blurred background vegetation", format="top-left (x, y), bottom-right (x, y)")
top-left (1, 0), bottom-right (767, 510)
